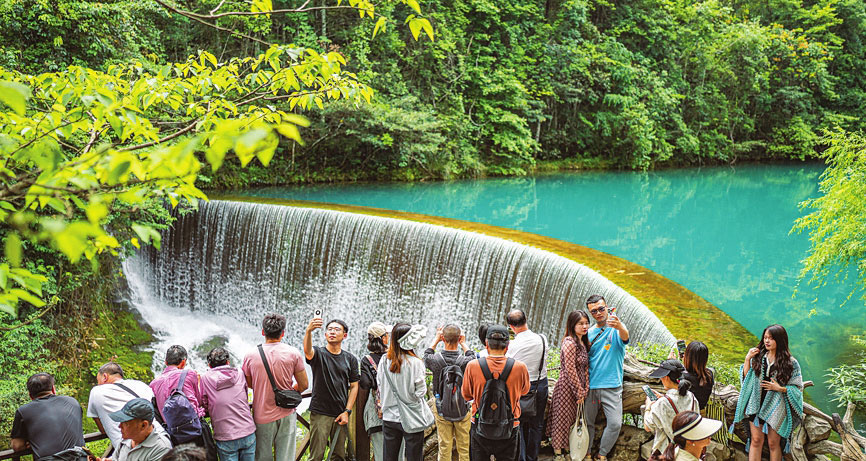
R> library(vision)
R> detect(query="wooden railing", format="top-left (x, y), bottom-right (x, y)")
top-left (0, 432), bottom-right (109, 461)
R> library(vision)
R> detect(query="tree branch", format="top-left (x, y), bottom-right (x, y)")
top-left (151, 0), bottom-right (272, 46)
top-left (0, 299), bottom-right (58, 331)
top-left (117, 119), bottom-right (199, 152)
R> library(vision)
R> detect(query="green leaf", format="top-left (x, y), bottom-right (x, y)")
top-left (418, 18), bottom-right (434, 41)
top-left (276, 124), bottom-right (304, 144)
top-left (4, 233), bottom-right (21, 267)
top-left (406, 0), bottom-right (421, 14)
top-left (408, 18), bottom-right (422, 40)
top-left (373, 17), bottom-right (387, 38)
top-left (10, 289), bottom-right (46, 307)
top-left (0, 81), bottom-right (30, 115)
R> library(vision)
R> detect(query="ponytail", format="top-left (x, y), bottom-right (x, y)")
top-left (661, 436), bottom-right (686, 461)
top-left (677, 377), bottom-right (692, 396)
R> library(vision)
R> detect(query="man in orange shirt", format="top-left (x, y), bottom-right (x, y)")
top-left (462, 325), bottom-right (530, 461)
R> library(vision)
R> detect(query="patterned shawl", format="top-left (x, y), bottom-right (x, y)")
top-left (731, 356), bottom-right (804, 452)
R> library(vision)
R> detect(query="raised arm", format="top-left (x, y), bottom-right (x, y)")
top-left (304, 318), bottom-right (322, 360)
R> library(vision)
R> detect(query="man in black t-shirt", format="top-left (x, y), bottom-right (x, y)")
top-left (303, 317), bottom-right (360, 461)
top-left (11, 373), bottom-right (85, 459)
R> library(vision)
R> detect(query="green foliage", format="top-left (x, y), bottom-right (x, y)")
top-left (826, 336), bottom-right (866, 408)
top-left (792, 130), bottom-right (866, 305)
top-left (627, 342), bottom-right (742, 389)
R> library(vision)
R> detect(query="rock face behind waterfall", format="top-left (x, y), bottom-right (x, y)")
top-left (123, 200), bottom-right (675, 366)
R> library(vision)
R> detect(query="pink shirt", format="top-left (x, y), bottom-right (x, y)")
top-left (242, 343), bottom-right (305, 425)
top-left (150, 366), bottom-right (206, 418)
top-left (200, 366), bottom-right (256, 441)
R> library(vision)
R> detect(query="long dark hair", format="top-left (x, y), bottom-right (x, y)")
top-left (751, 324), bottom-right (794, 385)
top-left (387, 323), bottom-right (416, 373)
top-left (683, 341), bottom-right (712, 386)
top-left (661, 411), bottom-right (702, 461)
top-left (564, 310), bottom-right (591, 353)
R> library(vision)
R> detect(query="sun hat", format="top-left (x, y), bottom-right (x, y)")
top-left (673, 414), bottom-right (723, 440)
top-left (109, 398), bottom-right (155, 423)
top-left (398, 324), bottom-right (428, 350)
top-left (648, 359), bottom-right (686, 379)
top-left (367, 322), bottom-right (389, 338)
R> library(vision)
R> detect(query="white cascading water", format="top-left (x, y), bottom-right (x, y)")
top-left (122, 200), bottom-right (676, 369)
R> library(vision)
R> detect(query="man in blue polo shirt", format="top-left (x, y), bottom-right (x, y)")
top-left (584, 295), bottom-right (629, 461)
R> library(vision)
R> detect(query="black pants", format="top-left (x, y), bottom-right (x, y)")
top-left (383, 421), bottom-right (424, 461)
top-left (469, 424), bottom-right (519, 461)
top-left (518, 378), bottom-right (548, 461)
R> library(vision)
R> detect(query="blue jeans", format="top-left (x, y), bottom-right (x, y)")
top-left (215, 432), bottom-right (256, 461)
top-left (518, 378), bottom-right (549, 461)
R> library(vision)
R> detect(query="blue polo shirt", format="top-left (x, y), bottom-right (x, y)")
top-left (587, 326), bottom-right (628, 389)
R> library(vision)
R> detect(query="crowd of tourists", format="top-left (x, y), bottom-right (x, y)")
top-left (9, 295), bottom-right (804, 461)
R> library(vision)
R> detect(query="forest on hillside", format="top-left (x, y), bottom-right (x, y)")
top-left (3, 0), bottom-right (865, 183)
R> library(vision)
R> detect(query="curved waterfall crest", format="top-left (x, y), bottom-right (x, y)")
top-left (123, 200), bottom-right (675, 365)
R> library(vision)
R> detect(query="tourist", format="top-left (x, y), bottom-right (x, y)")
top-left (643, 359), bottom-right (699, 455)
top-left (149, 345), bottom-right (207, 446)
top-left (103, 398), bottom-right (172, 461)
top-left (242, 314), bottom-right (308, 461)
top-left (547, 311), bottom-right (591, 461)
top-left (505, 310), bottom-right (548, 461)
top-left (378, 323), bottom-right (433, 461)
top-left (201, 347), bottom-right (256, 461)
top-left (10, 373), bottom-right (86, 459)
top-left (584, 294), bottom-right (629, 461)
top-left (660, 411), bottom-right (723, 461)
top-left (361, 322), bottom-right (404, 461)
top-left (424, 324), bottom-right (474, 461)
top-left (87, 362), bottom-right (163, 451)
top-left (671, 341), bottom-right (714, 412)
top-left (161, 445), bottom-right (207, 461)
top-left (303, 317), bottom-right (360, 461)
top-left (461, 325), bottom-right (530, 461)
top-left (733, 324), bottom-right (804, 461)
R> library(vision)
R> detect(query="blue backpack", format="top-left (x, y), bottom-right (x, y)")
top-left (162, 369), bottom-right (202, 444)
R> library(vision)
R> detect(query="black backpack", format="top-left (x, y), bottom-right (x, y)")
top-left (474, 357), bottom-right (515, 440)
top-left (435, 353), bottom-right (470, 422)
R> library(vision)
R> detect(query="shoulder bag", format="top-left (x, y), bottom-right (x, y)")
top-left (258, 344), bottom-right (303, 409)
top-left (519, 333), bottom-right (546, 418)
top-left (381, 358), bottom-right (434, 433)
top-left (569, 402), bottom-right (589, 461)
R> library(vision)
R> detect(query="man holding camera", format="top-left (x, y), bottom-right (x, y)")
top-left (585, 295), bottom-right (629, 461)
top-left (242, 313), bottom-right (308, 461)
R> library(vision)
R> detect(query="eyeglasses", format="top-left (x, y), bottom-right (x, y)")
top-left (326, 327), bottom-right (344, 332)
top-left (589, 306), bottom-right (607, 315)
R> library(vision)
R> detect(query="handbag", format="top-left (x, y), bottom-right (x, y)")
top-left (519, 334), bottom-right (546, 418)
top-left (382, 358), bottom-right (434, 433)
top-left (258, 345), bottom-right (303, 409)
top-left (569, 402), bottom-right (589, 461)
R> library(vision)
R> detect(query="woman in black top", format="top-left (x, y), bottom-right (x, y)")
top-left (681, 341), bottom-right (714, 411)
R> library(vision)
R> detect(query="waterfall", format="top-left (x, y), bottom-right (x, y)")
top-left (122, 200), bottom-right (675, 367)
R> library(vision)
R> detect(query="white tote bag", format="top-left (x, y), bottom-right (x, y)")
top-left (382, 359), bottom-right (435, 433)
top-left (569, 402), bottom-right (589, 461)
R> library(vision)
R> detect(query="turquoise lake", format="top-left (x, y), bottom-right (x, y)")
top-left (241, 162), bottom-right (865, 419)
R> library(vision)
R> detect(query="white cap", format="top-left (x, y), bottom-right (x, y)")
top-left (673, 415), bottom-right (723, 441)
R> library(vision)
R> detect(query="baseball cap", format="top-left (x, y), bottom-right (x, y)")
top-left (109, 398), bottom-right (155, 423)
top-left (648, 359), bottom-right (686, 379)
top-left (486, 325), bottom-right (509, 341)
top-left (673, 415), bottom-right (723, 440)
top-left (367, 322), bottom-right (390, 338)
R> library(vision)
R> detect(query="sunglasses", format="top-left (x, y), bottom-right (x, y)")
top-left (589, 306), bottom-right (607, 315)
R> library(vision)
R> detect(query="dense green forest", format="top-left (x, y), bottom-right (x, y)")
top-left (3, 0), bottom-right (865, 183)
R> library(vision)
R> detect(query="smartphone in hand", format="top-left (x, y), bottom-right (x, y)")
top-left (642, 385), bottom-right (658, 401)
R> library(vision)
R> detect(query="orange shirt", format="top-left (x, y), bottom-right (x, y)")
top-left (461, 355), bottom-right (530, 426)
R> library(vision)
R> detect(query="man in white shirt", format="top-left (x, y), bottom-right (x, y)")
top-left (87, 362), bottom-right (162, 452)
top-left (506, 310), bottom-right (548, 461)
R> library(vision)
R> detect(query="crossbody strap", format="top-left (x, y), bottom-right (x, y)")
top-left (588, 329), bottom-right (607, 348)
top-left (664, 395), bottom-right (680, 414)
top-left (258, 344), bottom-right (281, 393)
top-left (176, 369), bottom-right (189, 393)
top-left (381, 358), bottom-right (418, 407)
top-left (537, 334), bottom-right (546, 377)
top-left (114, 382), bottom-right (140, 399)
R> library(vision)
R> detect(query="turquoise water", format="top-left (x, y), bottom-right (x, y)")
top-left (241, 163), bottom-right (865, 417)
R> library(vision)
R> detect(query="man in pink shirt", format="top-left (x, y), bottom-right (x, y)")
top-left (150, 345), bottom-right (210, 454)
top-left (201, 347), bottom-right (257, 461)
top-left (242, 314), bottom-right (309, 461)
